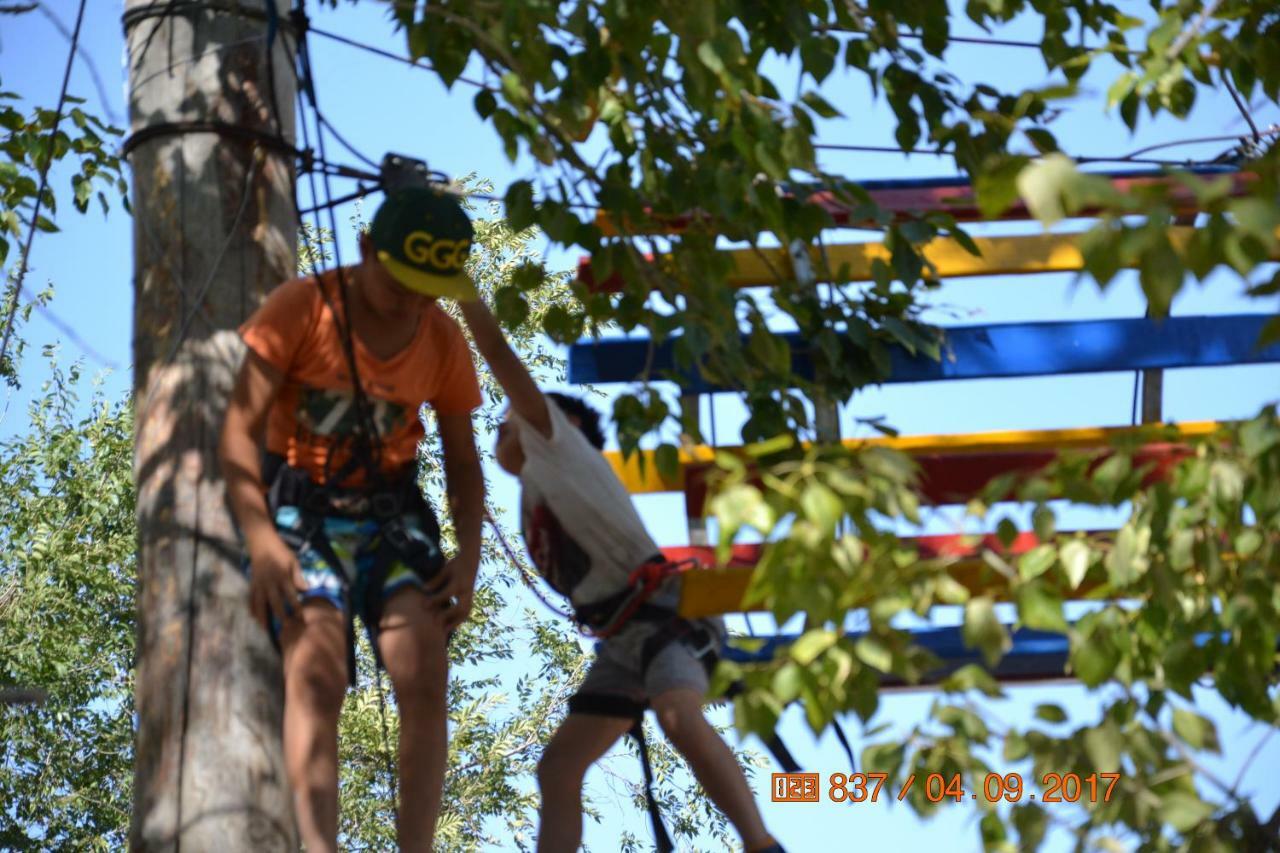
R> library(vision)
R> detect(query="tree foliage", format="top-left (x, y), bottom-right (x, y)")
top-left (0, 357), bottom-right (135, 850)
top-left (378, 1), bottom-right (1280, 848)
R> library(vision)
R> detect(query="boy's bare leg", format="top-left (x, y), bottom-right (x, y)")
top-left (536, 712), bottom-right (635, 853)
top-left (280, 602), bottom-right (350, 853)
top-left (378, 590), bottom-right (450, 852)
top-left (652, 687), bottom-right (774, 851)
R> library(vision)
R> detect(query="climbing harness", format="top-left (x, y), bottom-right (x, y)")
top-left (484, 511), bottom-right (852, 851)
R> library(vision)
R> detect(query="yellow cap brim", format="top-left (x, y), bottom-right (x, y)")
top-left (378, 251), bottom-right (479, 301)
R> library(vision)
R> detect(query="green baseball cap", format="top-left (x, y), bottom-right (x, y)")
top-left (368, 187), bottom-right (478, 300)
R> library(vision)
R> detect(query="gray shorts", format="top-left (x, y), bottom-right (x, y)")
top-left (574, 614), bottom-right (727, 707)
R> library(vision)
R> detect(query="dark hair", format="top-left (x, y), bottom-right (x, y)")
top-left (547, 392), bottom-right (606, 450)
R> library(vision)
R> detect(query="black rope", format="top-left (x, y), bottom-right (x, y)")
top-left (0, 0), bottom-right (87, 372)
top-left (298, 183), bottom-right (380, 217)
top-left (814, 131), bottom-right (1280, 169)
top-left (314, 111), bottom-right (380, 171)
top-left (163, 153), bottom-right (262, 364)
top-left (485, 508), bottom-right (575, 622)
top-left (308, 25), bottom-right (493, 91)
top-left (1221, 73), bottom-right (1263, 145)
top-left (291, 4), bottom-right (385, 482)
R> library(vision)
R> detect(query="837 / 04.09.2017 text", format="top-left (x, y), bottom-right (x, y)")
top-left (770, 772), bottom-right (1121, 804)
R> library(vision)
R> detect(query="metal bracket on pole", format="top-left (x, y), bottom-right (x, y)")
top-left (380, 153), bottom-right (457, 194)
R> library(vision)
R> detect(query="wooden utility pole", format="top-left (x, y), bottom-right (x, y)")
top-left (125, 1), bottom-right (298, 848)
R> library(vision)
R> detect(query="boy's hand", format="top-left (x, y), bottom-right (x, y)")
top-left (248, 532), bottom-right (308, 631)
top-left (425, 554), bottom-right (479, 632)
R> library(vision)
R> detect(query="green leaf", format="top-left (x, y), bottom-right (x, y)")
top-left (1031, 504), bottom-right (1055, 541)
top-left (940, 664), bottom-right (1003, 697)
top-left (790, 629), bottom-right (837, 666)
top-left (654, 443), bottom-right (680, 484)
top-left (541, 304), bottom-right (583, 343)
top-left (854, 636), bottom-right (892, 672)
top-left (963, 597), bottom-right (1010, 667)
top-left (710, 484), bottom-right (774, 540)
top-left (1003, 730), bottom-right (1029, 761)
top-left (1059, 539), bottom-right (1090, 589)
top-left (1016, 153), bottom-right (1078, 226)
top-left (1234, 529), bottom-right (1262, 558)
top-left (500, 72), bottom-right (531, 109)
top-left (492, 285), bottom-right (530, 329)
top-left (696, 42), bottom-right (725, 75)
top-left (1073, 636), bottom-right (1119, 688)
top-left (1016, 582), bottom-right (1067, 632)
top-left (800, 91), bottom-right (842, 119)
top-left (1017, 544), bottom-right (1056, 580)
top-left (1034, 702), bottom-right (1067, 724)
top-left (861, 741), bottom-right (904, 778)
top-left (799, 482), bottom-right (842, 534)
top-left (995, 516), bottom-right (1019, 549)
top-left (1012, 803), bottom-right (1048, 850)
top-left (473, 89), bottom-right (497, 119)
top-left (504, 180), bottom-right (536, 232)
top-left (1105, 523), bottom-right (1150, 587)
top-left (1172, 708), bottom-right (1220, 753)
top-left (1024, 128), bottom-right (1059, 154)
top-left (1228, 198), bottom-right (1280, 247)
top-left (1158, 791), bottom-right (1216, 833)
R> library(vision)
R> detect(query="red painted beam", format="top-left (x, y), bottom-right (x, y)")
top-left (681, 443), bottom-right (1192, 519)
top-left (593, 170), bottom-right (1254, 238)
top-left (661, 530), bottom-right (1046, 568)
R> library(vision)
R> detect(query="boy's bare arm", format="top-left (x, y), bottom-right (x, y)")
top-left (220, 350), bottom-right (285, 549)
top-left (457, 298), bottom-right (552, 438)
top-left (220, 349), bottom-right (303, 627)
top-left (428, 411), bottom-right (485, 630)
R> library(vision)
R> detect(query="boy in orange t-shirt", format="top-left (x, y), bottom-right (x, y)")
top-left (219, 187), bottom-right (484, 851)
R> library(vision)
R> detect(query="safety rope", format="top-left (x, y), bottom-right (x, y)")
top-left (484, 506), bottom-right (575, 622)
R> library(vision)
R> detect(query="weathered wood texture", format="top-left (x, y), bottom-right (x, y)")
top-left (126, 1), bottom-right (298, 849)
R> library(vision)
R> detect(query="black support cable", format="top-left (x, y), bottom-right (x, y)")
top-left (815, 128), bottom-right (1280, 167)
top-left (308, 25), bottom-right (492, 90)
top-left (0, 0), bottom-right (87, 371)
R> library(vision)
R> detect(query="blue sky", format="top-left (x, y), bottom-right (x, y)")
top-left (3, 2), bottom-right (1279, 850)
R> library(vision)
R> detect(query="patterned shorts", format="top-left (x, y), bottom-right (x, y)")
top-left (257, 504), bottom-right (441, 648)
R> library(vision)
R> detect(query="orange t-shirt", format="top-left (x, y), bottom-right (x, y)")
top-left (239, 270), bottom-right (481, 486)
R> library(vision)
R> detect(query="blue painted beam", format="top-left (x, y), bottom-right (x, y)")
top-left (568, 314), bottom-right (1280, 391)
top-left (722, 626), bottom-right (1073, 687)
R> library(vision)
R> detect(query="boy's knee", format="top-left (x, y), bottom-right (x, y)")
top-left (536, 742), bottom-right (586, 792)
top-left (393, 672), bottom-right (446, 724)
top-left (385, 643), bottom-right (447, 715)
top-left (290, 660), bottom-right (347, 716)
top-left (653, 691), bottom-right (707, 750)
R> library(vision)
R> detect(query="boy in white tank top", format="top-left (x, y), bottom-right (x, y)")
top-left (457, 296), bottom-right (783, 852)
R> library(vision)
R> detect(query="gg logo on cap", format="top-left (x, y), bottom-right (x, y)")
top-left (369, 187), bottom-right (478, 300)
top-left (403, 231), bottom-right (472, 272)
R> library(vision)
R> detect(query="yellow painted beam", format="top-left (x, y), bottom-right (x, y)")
top-left (730, 230), bottom-right (1093, 286)
top-left (607, 421), bottom-right (1223, 495)
top-left (583, 227), bottom-right (1280, 292)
